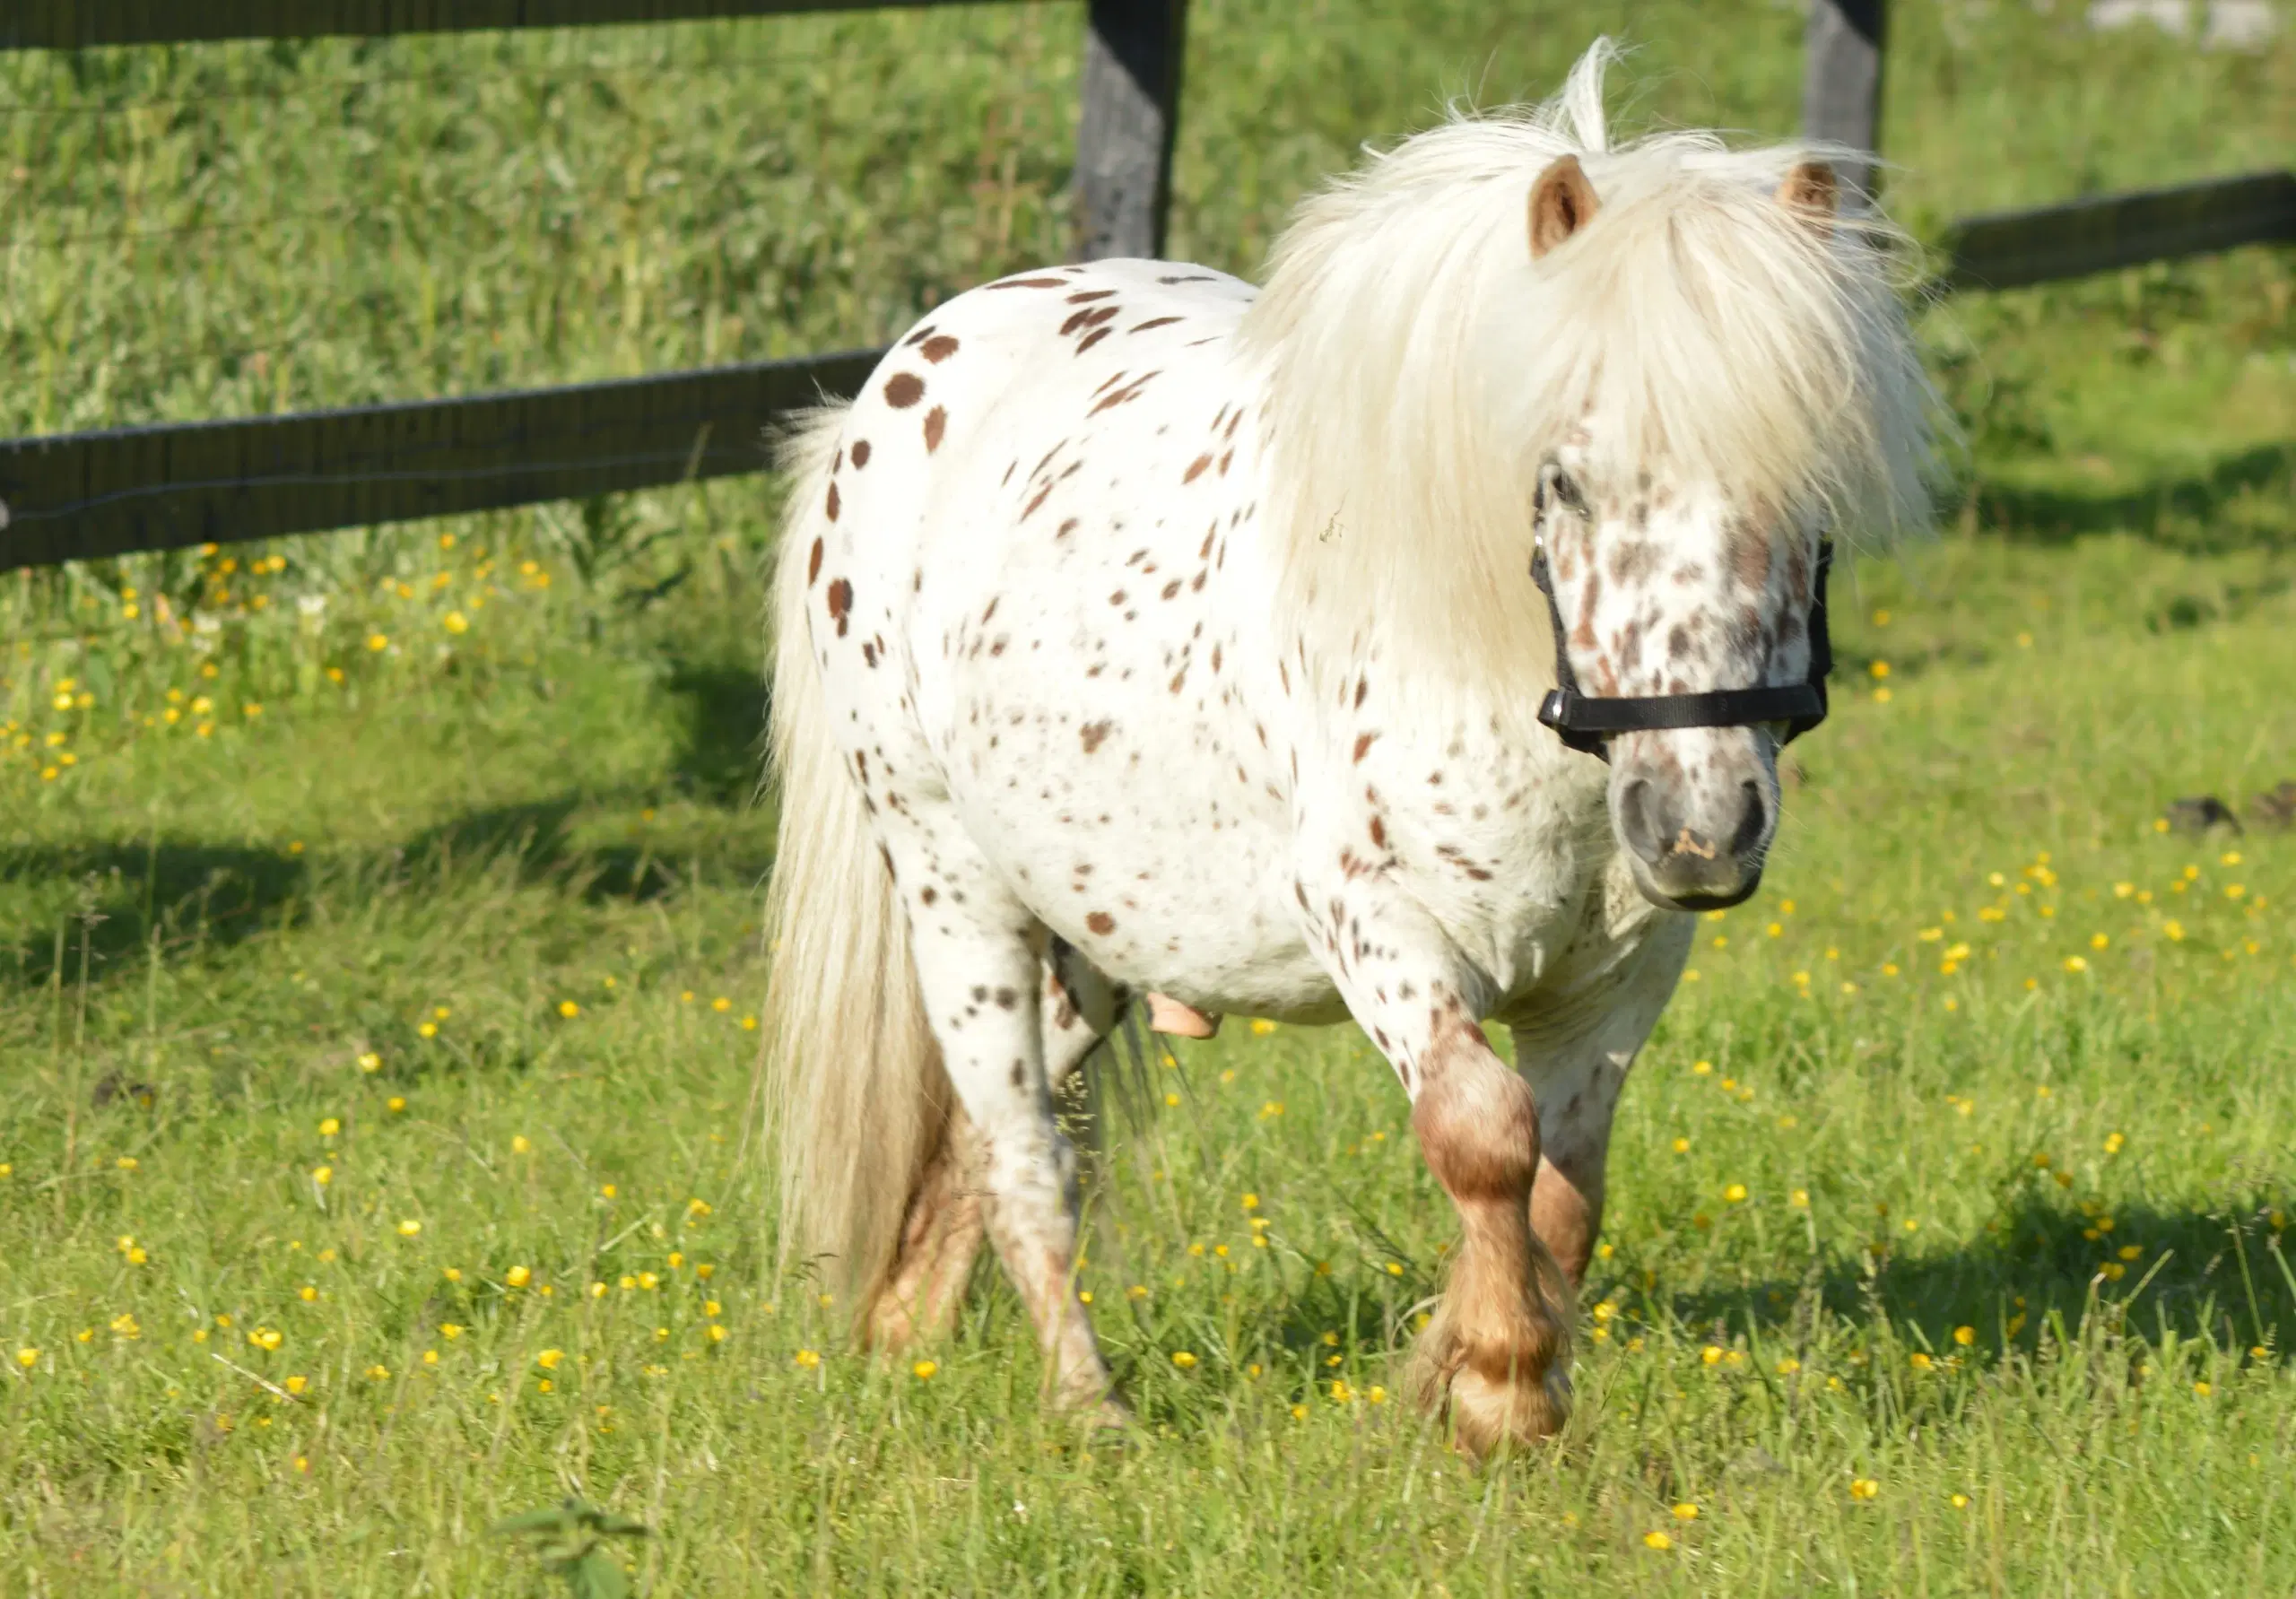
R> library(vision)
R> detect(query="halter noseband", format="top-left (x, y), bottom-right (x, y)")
top-left (1529, 534), bottom-right (1834, 762)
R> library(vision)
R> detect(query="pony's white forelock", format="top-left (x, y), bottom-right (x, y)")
top-left (1240, 39), bottom-right (1939, 694)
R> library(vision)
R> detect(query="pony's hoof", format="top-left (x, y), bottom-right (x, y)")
top-left (1439, 1364), bottom-right (1570, 1460)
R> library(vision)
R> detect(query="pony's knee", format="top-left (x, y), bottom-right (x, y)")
top-left (1412, 1020), bottom-right (1539, 1204)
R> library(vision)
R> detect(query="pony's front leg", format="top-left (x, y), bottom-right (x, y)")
top-left (902, 907), bottom-right (1118, 1413)
top-left (1509, 916), bottom-right (1692, 1286)
top-left (1298, 880), bottom-right (1571, 1456)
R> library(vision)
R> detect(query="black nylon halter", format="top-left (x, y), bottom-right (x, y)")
top-left (1530, 536), bottom-right (1834, 761)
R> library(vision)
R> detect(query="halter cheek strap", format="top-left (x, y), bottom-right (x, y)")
top-left (1530, 537), bottom-right (1834, 762)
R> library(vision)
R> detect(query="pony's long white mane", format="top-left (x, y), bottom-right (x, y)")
top-left (1242, 40), bottom-right (1939, 689)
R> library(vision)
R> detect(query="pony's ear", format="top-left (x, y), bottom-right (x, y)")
top-left (1527, 155), bottom-right (1601, 259)
top-left (1777, 161), bottom-right (1838, 239)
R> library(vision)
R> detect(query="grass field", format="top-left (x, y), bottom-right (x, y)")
top-left (4, 2), bottom-right (2296, 1593)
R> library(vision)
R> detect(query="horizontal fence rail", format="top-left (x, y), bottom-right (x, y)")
top-left (0, 352), bottom-right (881, 568)
top-left (1941, 169), bottom-right (2296, 292)
top-left (0, 1), bottom-right (1013, 51)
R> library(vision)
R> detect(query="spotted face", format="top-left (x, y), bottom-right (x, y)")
top-left (1533, 447), bottom-right (1822, 910)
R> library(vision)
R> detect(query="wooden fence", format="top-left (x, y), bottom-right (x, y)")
top-left (2, 0), bottom-right (2289, 569)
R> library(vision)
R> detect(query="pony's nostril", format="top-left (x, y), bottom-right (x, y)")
top-left (1618, 778), bottom-right (1666, 866)
top-left (1729, 779), bottom-right (1768, 858)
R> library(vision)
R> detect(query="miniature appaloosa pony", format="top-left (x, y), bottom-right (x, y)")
top-left (764, 42), bottom-right (1935, 1456)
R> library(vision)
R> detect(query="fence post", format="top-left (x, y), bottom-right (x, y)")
top-left (1074, 0), bottom-right (1187, 259)
top-left (1801, 0), bottom-right (1886, 203)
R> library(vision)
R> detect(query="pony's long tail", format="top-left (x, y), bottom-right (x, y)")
top-left (763, 404), bottom-right (949, 1330)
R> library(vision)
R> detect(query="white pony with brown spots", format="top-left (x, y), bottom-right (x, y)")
top-left (764, 41), bottom-right (1935, 1456)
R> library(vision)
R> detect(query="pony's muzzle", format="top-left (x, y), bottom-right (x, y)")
top-left (1615, 771), bottom-right (1770, 911)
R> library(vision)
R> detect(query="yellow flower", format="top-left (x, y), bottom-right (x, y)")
top-left (442, 1267), bottom-right (462, 1282)
top-left (511, 1134), bottom-right (532, 1154)
top-left (1672, 1502), bottom-right (1699, 1521)
top-left (506, 1266), bottom-right (532, 1288)
top-left (1701, 1345), bottom-right (1724, 1366)
top-left (248, 1327), bottom-right (283, 1351)
top-left (387, 1096), bottom-right (406, 1113)
top-left (1249, 1018), bottom-right (1276, 1037)
top-left (2063, 956), bottom-right (2088, 973)
top-left (1951, 1492), bottom-right (1970, 1508)
top-left (638, 1273), bottom-right (659, 1290)
top-left (1643, 1530), bottom-right (1674, 1551)
top-left (367, 633), bottom-right (389, 652)
top-left (1953, 1325), bottom-right (1975, 1346)
top-left (795, 1349), bottom-right (821, 1369)
top-left (1790, 1189), bottom-right (1810, 1207)
top-left (283, 1375), bottom-right (308, 1395)
top-left (366, 1364), bottom-right (391, 1381)
top-left (319, 1117), bottom-right (341, 1137)
top-left (440, 1324), bottom-right (465, 1340)
top-left (557, 1001), bottom-right (580, 1019)
top-left (14, 1348), bottom-right (36, 1369)
top-left (1723, 1183), bottom-right (1748, 1204)
top-left (1776, 1357), bottom-right (1801, 1375)
top-left (687, 1197), bottom-right (714, 1218)
top-left (695, 1263), bottom-right (714, 1280)
top-left (1240, 1192), bottom-right (1259, 1211)
top-left (396, 1219), bottom-right (422, 1238)
top-left (2195, 1381), bottom-right (2212, 1396)
top-left (911, 1360), bottom-right (938, 1381)
top-left (1170, 1351), bottom-right (1197, 1369)
top-left (1672, 1137), bottom-right (1690, 1154)
top-left (443, 612), bottom-right (469, 635)
top-left (299, 1285), bottom-right (318, 1303)
top-left (711, 996), bottom-right (732, 1013)
top-left (1909, 1351), bottom-right (1933, 1370)
top-left (1849, 1478), bottom-right (1880, 1500)
top-left (536, 1349), bottom-right (564, 1370)
top-left (707, 1324), bottom-right (728, 1343)
top-left (116, 1156), bottom-right (139, 1171)
top-left (357, 1052), bottom-right (381, 1073)
top-left (417, 1022), bottom-right (437, 1038)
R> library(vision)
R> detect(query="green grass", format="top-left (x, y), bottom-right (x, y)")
top-left (4, 2), bottom-right (2296, 1593)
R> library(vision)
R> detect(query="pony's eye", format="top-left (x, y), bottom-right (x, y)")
top-left (1536, 462), bottom-right (1587, 518)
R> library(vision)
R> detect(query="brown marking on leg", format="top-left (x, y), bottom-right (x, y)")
top-left (1529, 1152), bottom-right (1604, 1289)
top-left (866, 1107), bottom-right (987, 1349)
top-left (1407, 1013), bottom-right (1571, 1457)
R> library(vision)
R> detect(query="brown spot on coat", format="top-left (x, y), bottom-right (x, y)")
top-left (1086, 911), bottom-right (1116, 935)
top-left (884, 372), bottom-right (926, 409)
top-left (849, 439), bottom-right (871, 468)
top-left (826, 578), bottom-right (853, 637)
top-left (990, 276), bottom-right (1067, 290)
top-left (1352, 732), bottom-right (1378, 763)
top-left (923, 406), bottom-right (947, 452)
top-left (1080, 721), bottom-right (1112, 753)
top-left (1130, 316), bottom-right (1183, 332)
top-left (919, 335), bottom-right (960, 363)
top-left (825, 482), bottom-right (840, 521)
top-left (807, 538), bottom-right (823, 585)
top-left (1183, 454), bottom-right (1213, 483)
top-left (1076, 326), bottom-right (1113, 354)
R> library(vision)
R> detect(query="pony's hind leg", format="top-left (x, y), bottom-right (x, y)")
top-left (885, 855), bottom-right (1116, 1409)
top-left (867, 1099), bottom-right (986, 1350)
top-left (869, 937), bottom-right (1124, 1351)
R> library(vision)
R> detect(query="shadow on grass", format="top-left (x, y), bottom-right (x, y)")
top-left (1656, 1194), bottom-right (2296, 1360)
top-left (666, 658), bottom-right (770, 808)
top-left (1976, 440), bottom-right (2296, 556)
top-left (0, 789), bottom-right (776, 993)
